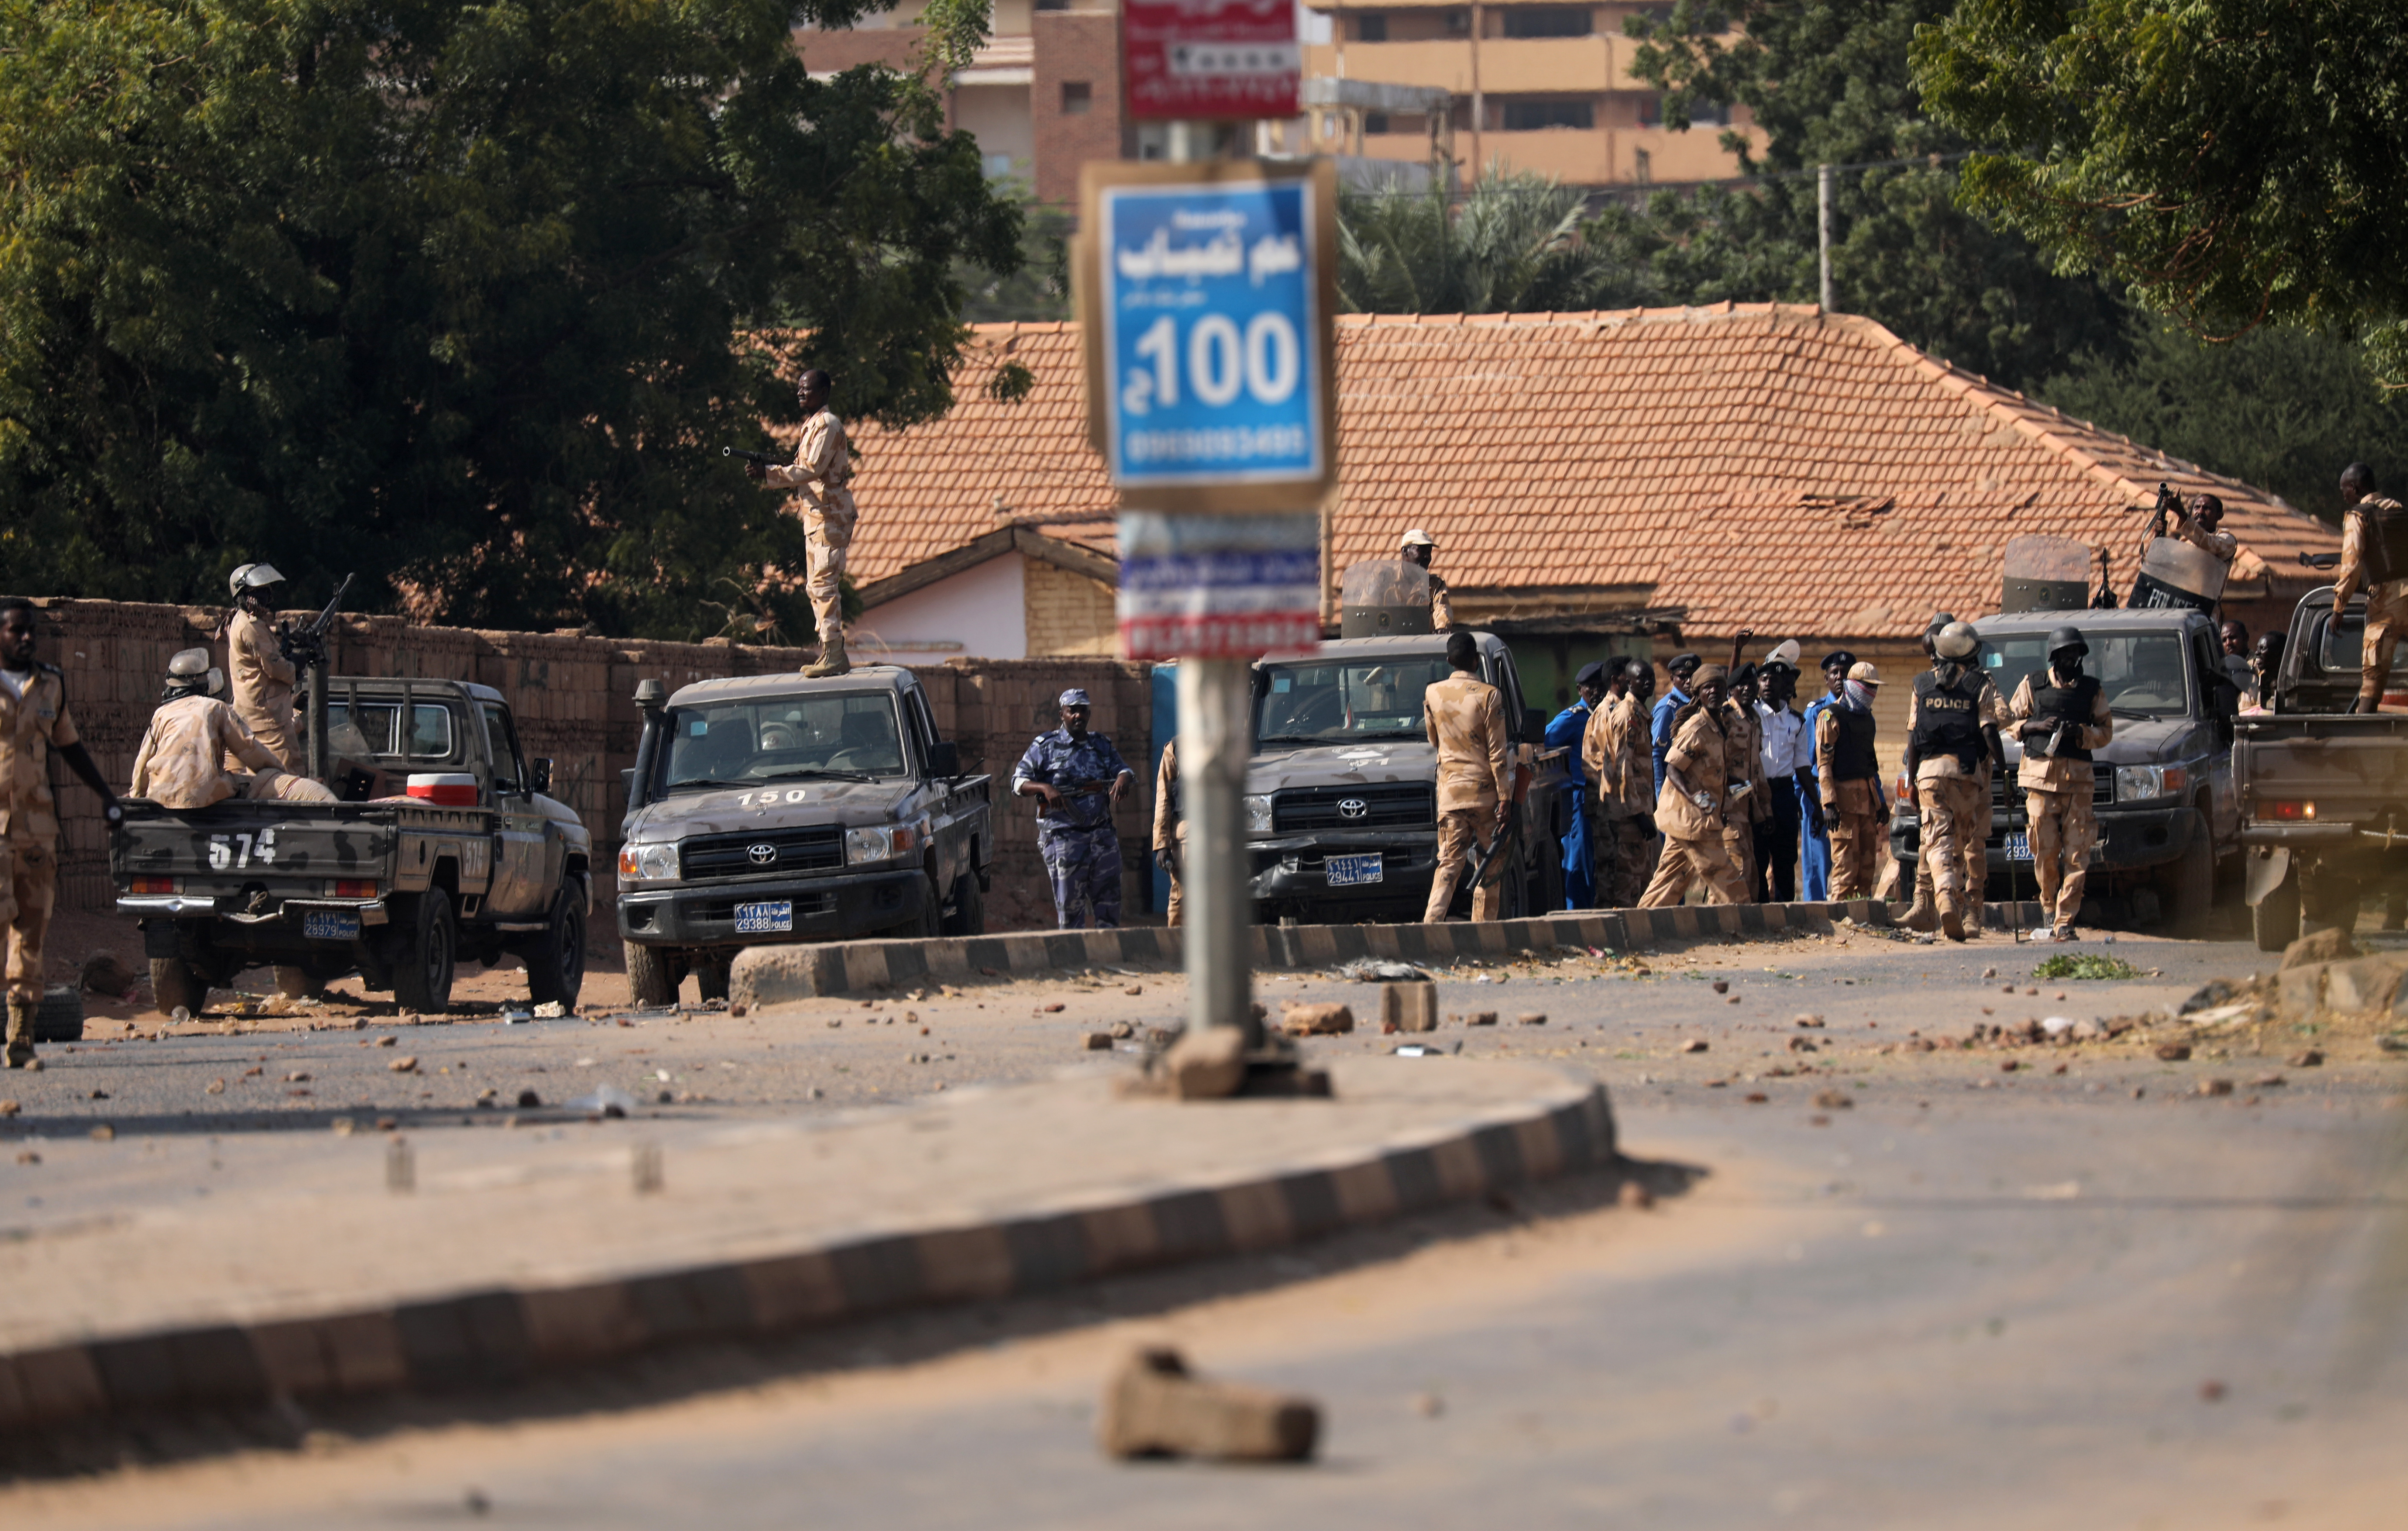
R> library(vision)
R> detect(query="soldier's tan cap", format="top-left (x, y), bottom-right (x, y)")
top-left (1693, 664), bottom-right (1729, 686)
top-left (1399, 528), bottom-right (1437, 548)
top-left (1847, 661), bottom-right (1882, 685)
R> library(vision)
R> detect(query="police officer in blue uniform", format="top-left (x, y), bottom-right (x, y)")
top-left (1544, 661), bottom-right (1610, 908)
top-left (1012, 688), bottom-right (1135, 929)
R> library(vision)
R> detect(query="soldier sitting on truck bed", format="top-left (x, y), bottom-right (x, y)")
top-left (2332, 462), bottom-right (2408, 713)
top-left (128, 649), bottom-right (337, 809)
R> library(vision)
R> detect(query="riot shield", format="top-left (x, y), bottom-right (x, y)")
top-left (2129, 536), bottom-right (2227, 613)
top-left (1339, 559), bottom-right (1435, 638)
top-left (2000, 535), bottom-right (2093, 614)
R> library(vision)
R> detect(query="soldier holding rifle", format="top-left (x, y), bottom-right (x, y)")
top-left (740, 369), bottom-right (858, 678)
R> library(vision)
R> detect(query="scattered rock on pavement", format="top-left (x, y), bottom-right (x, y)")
top-left (2197, 1078), bottom-right (2235, 1097)
top-left (2154, 1043), bottom-right (2192, 1062)
top-left (1280, 1002), bottom-right (1354, 1037)
top-left (1517, 1012), bottom-right (1547, 1026)
top-left (1131, 1026), bottom-right (1246, 1101)
top-left (1381, 983), bottom-right (1438, 1034)
top-left (1469, 1011), bottom-right (1499, 1027)
top-left (79, 951), bottom-right (140, 998)
top-left (1680, 1038), bottom-right (1708, 1053)
top-left (1794, 1013), bottom-right (1824, 1028)
top-left (1814, 1090), bottom-right (1853, 1110)
top-left (1098, 1346), bottom-right (1319, 1462)
top-left (389, 1055), bottom-right (419, 1073)
top-left (2282, 928), bottom-right (2356, 969)
top-left (1341, 959), bottom-right (1430, 983)
top-left (1086, 1031), bottom-right (1113, 1051)
top-left (1110, 1021), bottom-right (1134, 1039)
top-left (2290, 1049), bottom-right (2324, 1068)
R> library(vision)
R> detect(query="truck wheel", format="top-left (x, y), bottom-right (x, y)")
top-left (150, 958), bottom-right (206, 1018)
top-left (272, 966), bottom-right (322, 1000)
top-left (2160, 813), bottom-right (2214, 939)
top-left (35, 985), bottom-right (85, 1043)
top-left (881, 875), bottom-right (942, 939)
top-left (625, 941), bottom-right (680, 1007)
top-left (525, 882), bottom-right (588, 1009)
top-left (2254, 870), bottom-right (2302, 952)
top-left (391, 888), bottom-right (458, 1013)
top-left (941, 871), bottom-right (985, 937)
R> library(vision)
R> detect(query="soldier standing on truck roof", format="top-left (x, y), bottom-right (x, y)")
top-left (225, 563), bottom-right (301, 770)
top-left (1591, 658), bottom-right (1658, 908)
top-left (1815, 661), bottom-right (1888, 901)
top-left (2006, 625), bottom-right (2115, 942)
top-left (0, 597), bottom-right (124, 1069)
top-left (1152, 736), bottom-right (1184, 927)
top-left (1421, 632), bottom-right (1512, 923)
top-left (1012, 689), bottom-right (1134, 930)
top-left (1544, 661), bottom-right (1610, 909)
top-left (2330, 462), bottom-right (2408, 713)
top-left (1398, 529), bottom-right (1453, 630)
top-left (1640, 665), bottom-right (1748, 907)
top-left (128, 651), bottom-right (338, 810)
top-left (747, 369), bottom-right (857, 678)
top-left (1903, 622), bottom-right (2010, 943)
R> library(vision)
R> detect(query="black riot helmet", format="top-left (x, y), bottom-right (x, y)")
top-left (2047, 625), bottom-right (2089, 670)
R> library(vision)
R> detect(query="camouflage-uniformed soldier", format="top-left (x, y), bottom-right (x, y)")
top-left (2007, 626), bottom-right (2115, 941)
top-left (1012, 688), bottom-right (1134, 929)
top-left (1719, 663), bottom-right (1768, 900)
top-left (1815, 661), bottom-right (1888, 900)
top-left (749, 369), bottom-right (858, 678)
top-left (1640, 665), bottom-right (1748, 907)
top-left (1902, 621), bottom-right (2013, 932)
top-left (0, 598), bottom-right (124, 1067)
top-left (1421, 632), bottom-right (1512, 923)
top-left (1400, 529), bottom-right (1454, 630)
top-left (1592, 658), bottom-right (1658, 907)
top-left (1903, 623), bottom-right (2009, 942)
top-left (1152, 736), bottom-right (1184, 927)
top-left (225, 563), bottom-right (301, 769)
top-left (129, 651), bottom-right (338, 809)
top-left (2332, 462), bottom-right (2408, 712)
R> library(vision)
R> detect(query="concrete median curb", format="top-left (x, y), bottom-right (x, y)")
top-left (731, 899), bottom-right (2056, 1006)
top-left (0, 1066), bottom-right (1614, 1435)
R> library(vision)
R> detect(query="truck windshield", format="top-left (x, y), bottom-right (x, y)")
top-left (660, 694), bottom-right (904, 789)
top-left (1983, 631), bottom-right (2193, 718)
top-left (1256, 654), bottom-right (1451, 743)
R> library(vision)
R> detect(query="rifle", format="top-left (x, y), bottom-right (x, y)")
top-left (2150, 480), bottom-right (2183, 542)
top-left (723, 446), bottom-right (781, 468)
top-left (2091, 547), bottom-right (2118, 609)
top-left (276, 572), bottom-right (354, 671)
top-left (2299, 551), bottom-right (2342, 571)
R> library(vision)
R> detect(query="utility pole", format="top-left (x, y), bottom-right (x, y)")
top-left (1817, 162), bottom-right (1835, 312)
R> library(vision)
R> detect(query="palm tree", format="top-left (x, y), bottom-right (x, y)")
top-left (1337, 170), bottom-right (1657, 315)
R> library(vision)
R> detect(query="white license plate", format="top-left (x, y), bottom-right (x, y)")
top-left (734, 900), bottom-right (794, 934)
top-left (302, 910), bottom-right (361, 942)
top-left (2002, 832), bottom-right (2103, 864)
top-left (1325, 852), bottom-right (1385, 887)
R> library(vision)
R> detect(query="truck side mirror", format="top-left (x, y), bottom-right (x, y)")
top-left (530, 757), bottom-right (553, 796)
top-left (927, 740), bottom-right (961, 777)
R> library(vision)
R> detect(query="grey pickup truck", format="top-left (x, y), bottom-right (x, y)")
top-left (112, 679), bottom-right (593, 1014)
top-left (615, 666), bottom-right (991, 1005)
top-left (1243, 631), bottom-right (1569, 924)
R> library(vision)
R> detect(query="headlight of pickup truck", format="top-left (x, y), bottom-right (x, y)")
top-left (1243, 794), bottom-right (1274, 834)
top-left (2113, 765), bottom-right (2188, 804)
top-left (845, 825), bottom-right (919, 865)
top-left (616, 841), bottom-right (681, 882)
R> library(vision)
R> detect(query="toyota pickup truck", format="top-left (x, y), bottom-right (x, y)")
top-left (1242, 632), bottom-right (1569, 924)
top-left (615, 666), bottom-right (991, 1005)
top-left (1886, 607), bottom-right (2243, 935)
top-left (112, 679), bottom-right (592, 1014)
top-left (2233, 586), bottom-right (2408, 949)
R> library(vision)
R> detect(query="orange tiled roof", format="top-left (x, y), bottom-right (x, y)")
top-left (817, 306), bottom-right (2340, 637)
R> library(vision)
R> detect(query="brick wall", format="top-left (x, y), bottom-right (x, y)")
top-left (24, 600), bottom-right (1157, 930)
top-left (1032, 10), bottom-right (1127, 209)
top-left (1022, 559), bottom-right (1119, 656)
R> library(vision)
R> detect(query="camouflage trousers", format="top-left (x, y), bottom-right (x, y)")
top-left (1915, 773), bottom-right (1990, 921)
top-left (1827, 807), bottom-right (1887, 901)
top-left (7, 841), bottom-right (56, 1008)
top-left (237, 700), bottom-right (301, 772)
top-left (1038, 823), bottom-right (1122, 930)
top-left (1424, 807), bottom-right (1503, 923)
top-left (1596, 813), bottom-right (1657, 909)
top-left (2026, 784), bottom-right (2098, 932)
top-left (806, 507), bottom-right (856, 652)
top-left (1638, 832), bottom-right (1746, 908)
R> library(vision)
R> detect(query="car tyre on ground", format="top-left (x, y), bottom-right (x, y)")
top-left (524, 879), bottom-right (588, 1009)
top-left (391, 887), bottom-right (458, 1013)
top-left (2160, 810), bottom-right (2215, 939)
top-left (2252, 868), bottom-right (2302, 951)
top-left (882, 874), bottom-right (942, 939)
top-left (625, 941), bottom-right (681, 1007)
top-left (940, 869), bottom-right (985, 937)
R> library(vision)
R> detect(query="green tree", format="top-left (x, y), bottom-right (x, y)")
top-left (1602, 0), bottom-right (2124, 390)
top-left (1337, 171), bottom-right (1655, 315)
top-left (1915, 0), bottom-right (2408, 382)
top-left (0, 0), bottom-right (1022, 641)
top-left (962, 182), bottom-right (1073, 324)
top-left (2035, 321), bottom-right (2408, 521)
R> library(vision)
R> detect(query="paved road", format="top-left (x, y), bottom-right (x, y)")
top-left (7, 925), bottom-right (2406, 1526)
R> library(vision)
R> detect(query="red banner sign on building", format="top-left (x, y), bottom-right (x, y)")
top-left (1122, 0), bottom-right (1299, 122)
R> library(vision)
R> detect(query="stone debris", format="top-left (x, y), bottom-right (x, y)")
top-left (1123, 985), bottom-right (1143, 997)
top-left (2282, 928), bottom-right (2356, 968)
top-left (1679, 1038), bottom-right (1709, 1053)
top-left (1341, 958), bottom-right (1431, 983)
top-left (534, 1001), bottom-right (569, 1018)
top-left (91, 1125), bottom-right (116, 1142)
top-left (389, 1056), bottom-right (419, 1073)
top-left (375, 1035), bottom-right (396, 1047)
top-left (1098, 1346), bottom-right (1319, 1462)
top-left (1794, 1013), bottom-right (1825, 1028)
top-left (1085, 1032), bottom-right (1113, 1051)
top-left (204, 1080), bottom-right (225, 1094)
top-left (1038, 1002), bottom-right (1065, 1014)
top-left (2197, 1078), bottom-right (2235, 1097)
top-left (1382, 983), bottom-right (1439, 1034)
top-left (1517, 1012), bottom-right (1547, 1026)
top-left (2250, 1074), bottom-right (2287, 1089)
top-left (1109, 1021), bottom-right (1135, 1039)
top-left (516, 1089), bottom-right (542, 1107)
top-left (1280, 1002), bottom-right (1355, 1037)
top-left (1710, 980), bottom-right (1729, 994)
top-left (1135, 1026), bottom-right (1247, 1101)
top-left (79, 951), bottom-right (141, 999)
top-left (1788, 1036), bottom-right (1817, 1053)
top-left (1814, 1090), bottom-right (1853, 1110)
top-left (2154, 1043), bottom-right (2192, 1062)
top-left (2289, 1049), bottom-right (2324, 1068)
top-left (1468, 1011), bottom-right (1499, 1027)
top-left (0, 1101), bottom-right (17, 1118)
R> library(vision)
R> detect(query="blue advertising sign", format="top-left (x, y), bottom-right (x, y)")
top-left (1093, 172), bottom-right (1329, 495)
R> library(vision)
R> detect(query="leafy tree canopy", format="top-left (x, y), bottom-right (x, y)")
top-left (1337, 171), bottom-right (1653, 316)
top-left (0, 0), bottom-right (1022, 641)
top-left (1915, 0), bottom-right (2408, 383)
top-left (1603, 0), bottom-right (2124, 390)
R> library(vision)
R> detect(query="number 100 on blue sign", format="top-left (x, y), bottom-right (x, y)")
top-left (1100, 177), bottom-right (1324, 489)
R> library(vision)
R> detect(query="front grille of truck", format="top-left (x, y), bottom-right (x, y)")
top-left (1271, 783), bottom-right (1436, 832)
top-left (678, 826), bottom-right (844, 879)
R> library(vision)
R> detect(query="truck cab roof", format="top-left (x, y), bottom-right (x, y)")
top-left (663, 666), bottom-right (922, 710)
top-left (1974, 608), bottom-right (2219, 638)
